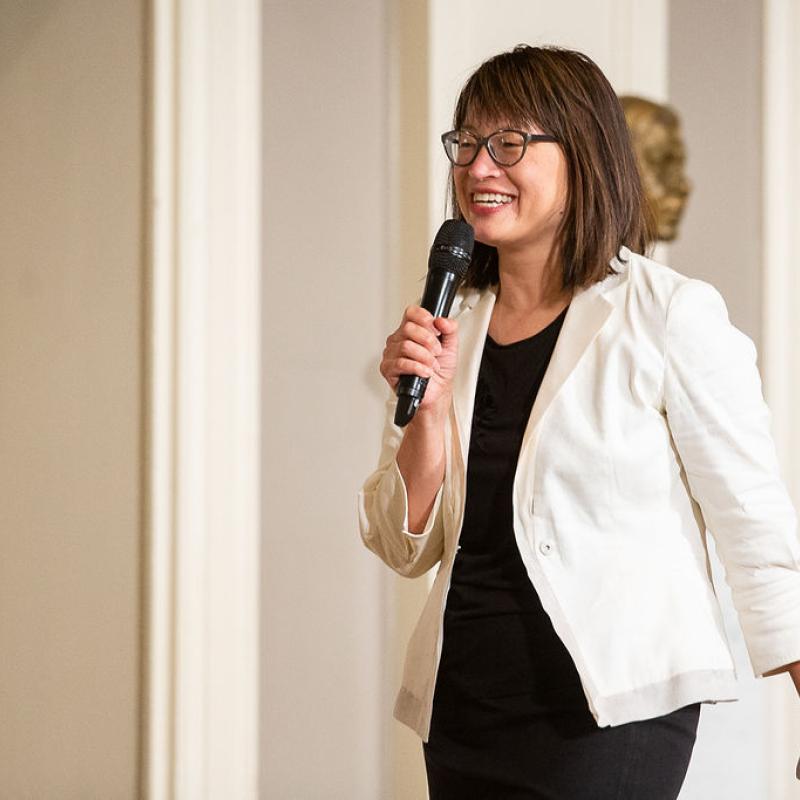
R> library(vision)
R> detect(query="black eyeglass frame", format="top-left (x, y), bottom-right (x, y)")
top-left (440, 128), bottom-right (559, 167)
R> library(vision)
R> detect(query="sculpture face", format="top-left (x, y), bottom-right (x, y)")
top-left (620, 97), bottom-right (691, 242)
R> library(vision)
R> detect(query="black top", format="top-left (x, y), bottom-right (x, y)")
top-left (432, 304), bottom-right (587, 734)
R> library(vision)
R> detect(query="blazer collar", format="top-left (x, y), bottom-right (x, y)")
top-left (451, 250), bottom-right (630, 466)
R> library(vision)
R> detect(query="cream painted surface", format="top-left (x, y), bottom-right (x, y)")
top-left (761, 0), bottom-right (800, 499)
top-left (386, 4), bottom-right (436, 798)
top-left (0, 1), bottom-right (143, 797)
top-left (144, 1), bottom-right (263, 797)
top-left (762, 2), bottom-right (800, 797)
top-left (260, 1), bottom-right (389, 797)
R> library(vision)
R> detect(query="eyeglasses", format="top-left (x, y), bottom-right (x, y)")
top-left (441, 128), bottom-right (558, 167)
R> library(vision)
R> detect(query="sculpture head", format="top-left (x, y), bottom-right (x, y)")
top-left (619, 96), bottom-right (691, 242)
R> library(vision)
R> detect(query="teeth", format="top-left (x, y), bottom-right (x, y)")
top-left (473, 192), bottom-right (514, 205)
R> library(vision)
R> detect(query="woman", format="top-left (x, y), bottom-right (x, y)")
top-left (358, 45), bottom-right (800, 799)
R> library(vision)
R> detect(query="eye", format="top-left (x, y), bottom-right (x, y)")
top-left (454, 134), bottom-right (477, 149)
top-left (497, 133), bottom-right (524, 151)
top-left (443, 131), bottom-right (480, 165)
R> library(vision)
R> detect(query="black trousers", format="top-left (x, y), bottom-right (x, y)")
top-left (423, 702), bottom-right (701, 800)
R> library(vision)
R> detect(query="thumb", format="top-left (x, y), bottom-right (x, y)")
top-left (434, 318), bottom-right (458, 353)
top-left (433, 317), bottom-right (458, 338)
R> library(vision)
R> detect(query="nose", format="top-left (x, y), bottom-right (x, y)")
top-left (667, 173), bottom-right (691, 200)
top-left (467, 143), bottom-right (501, 179)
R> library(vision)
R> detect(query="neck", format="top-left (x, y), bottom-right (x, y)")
top-left (495, 242), bottom-right (569, 312)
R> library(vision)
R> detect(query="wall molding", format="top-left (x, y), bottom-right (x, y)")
top-left (762, 1), bottom-right (800, 481)
top-left (762, 1), bottom-right (800, 797)
top-left (142, 1), bottom-right (262, 797)
top-left (607, 0), bottom-right (668, 101)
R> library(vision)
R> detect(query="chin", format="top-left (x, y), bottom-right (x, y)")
top-left (469, 218), bottom-right (507, 243)
top-left (472, 232), bottom-right (503, 250)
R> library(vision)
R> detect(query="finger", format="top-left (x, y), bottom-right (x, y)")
top-left (390, 320), bottom-right (442, 353)
top-left (434, 318), bottom-right (459, 347)
top-left (383, 357), bottom-right (434, 380)
top-left (403, 305), bottom-right (436, 329)
top-left (378, 361), bottom-right (401, 389)
top-left (395, 339), bottom-right (438, 368)
top-left (433, 317), bottom-right (458, 335)
top-left (382, 342), bottom-right (433, 371)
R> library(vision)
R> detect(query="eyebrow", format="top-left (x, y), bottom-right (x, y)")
top-left (460, 124), bottom-right (523, 132)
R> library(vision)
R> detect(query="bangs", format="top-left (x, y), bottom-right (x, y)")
top-left (453, 52), bottom-right (556, 135)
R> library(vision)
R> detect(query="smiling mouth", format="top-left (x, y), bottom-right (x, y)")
top-left (472, 192), bottom-right (514, 207)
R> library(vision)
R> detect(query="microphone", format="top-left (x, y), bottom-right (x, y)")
top-left (394, 219), bottom-right (474, 427)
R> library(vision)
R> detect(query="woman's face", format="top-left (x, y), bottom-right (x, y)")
top-left (453, 117), bottom-right (568, 261)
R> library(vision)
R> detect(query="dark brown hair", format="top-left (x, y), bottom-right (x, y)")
top-left (449, 45), bottom-right (655, 290)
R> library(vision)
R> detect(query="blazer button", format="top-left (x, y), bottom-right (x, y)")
top-left (539, 541), bottom-right (553, 556)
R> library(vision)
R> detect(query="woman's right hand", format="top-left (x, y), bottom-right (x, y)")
top-left (380, 305), bottom-right (459, 419)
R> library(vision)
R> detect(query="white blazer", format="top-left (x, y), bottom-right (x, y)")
top-left (358, 247), bottom-right (800, 742)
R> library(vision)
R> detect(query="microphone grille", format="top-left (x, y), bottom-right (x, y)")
top-left (430, 219), bottom-right (475, 277)
top-left (434, 219), bottom-right (475, 253)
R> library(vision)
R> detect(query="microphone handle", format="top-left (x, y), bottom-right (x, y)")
top-left (394, 269), bottom-right (460, 427)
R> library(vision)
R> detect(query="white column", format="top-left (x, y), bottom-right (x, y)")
top-left (762, 1), bottom-right (800, 798)
top-left (144, 1), bottom-right (262, 797)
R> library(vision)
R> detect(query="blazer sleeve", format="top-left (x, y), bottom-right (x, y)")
top-left (357, 393), bottom-right (446, 578)
top-left (663, 278), bottom-right (800, 677)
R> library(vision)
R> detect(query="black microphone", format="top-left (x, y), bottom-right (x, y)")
top-left (394, 219), bottom-right (474, 427)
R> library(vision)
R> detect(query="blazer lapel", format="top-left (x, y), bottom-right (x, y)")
top-left (450, 255), bottom-right (628, 470)
top-left (451, 287), bottom-right (496, 467)
top-left (524, 280), bottom-right (615, 440)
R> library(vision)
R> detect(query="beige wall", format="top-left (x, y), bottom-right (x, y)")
top-left (260, 1), bottom-right (390, 797)
top-left (385, 2), bottom-right (437, 798)
top-left (0, 1), bottom-right (143, 797)
top-left (668, 0), bottom-right (763, 346)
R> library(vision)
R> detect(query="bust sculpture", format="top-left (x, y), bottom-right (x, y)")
top-left (619, 96), bottom-right (691, 242)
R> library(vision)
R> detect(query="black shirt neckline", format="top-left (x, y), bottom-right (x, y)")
top-left (485, 303), bottom-right (569, 350)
